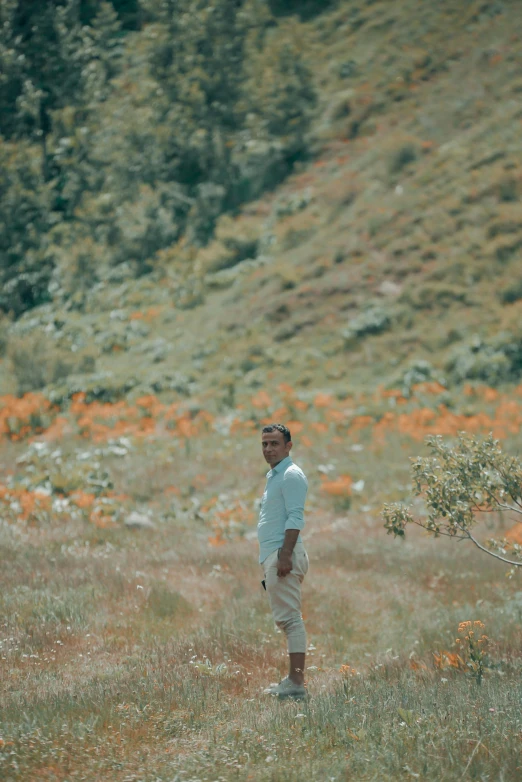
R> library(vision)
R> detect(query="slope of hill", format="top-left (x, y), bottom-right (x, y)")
top-left (1, 0), bottom-right (522, 409)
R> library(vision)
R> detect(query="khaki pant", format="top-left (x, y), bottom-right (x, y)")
top-left (261, 547), bottom-right (309, 654)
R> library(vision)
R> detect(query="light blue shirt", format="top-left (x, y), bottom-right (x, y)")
top-left (257, 455), bottom-right (308, 564)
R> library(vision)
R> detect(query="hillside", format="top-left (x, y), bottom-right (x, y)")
top-left (1, 0), bottom-right (522, 409)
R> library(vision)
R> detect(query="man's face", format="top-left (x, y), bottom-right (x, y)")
top-left (261, 429), bottom-right (292, 468)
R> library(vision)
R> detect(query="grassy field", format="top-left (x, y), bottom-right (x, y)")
top-left (1, 390), bottom-right (521, 781)
top-left (1, 2), bottom-right (522, 779)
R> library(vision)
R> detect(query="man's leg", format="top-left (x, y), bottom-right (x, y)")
top-left (265, 549), bottom-right (308, 686)
top-left (289, 652), bottom-right (306, 686)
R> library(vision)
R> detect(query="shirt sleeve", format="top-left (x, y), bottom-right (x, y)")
top-left (281, 469), bottom-right (308, 531)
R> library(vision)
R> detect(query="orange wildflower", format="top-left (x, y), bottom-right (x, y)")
top-left (286, 420), bottom-right (304, 434)
top-left (230, 418), bottom-right (256, 435)
top-left (251, 390), bottom-right (272, 409)
top-left (379, 387), bottom-right (403, 399)
top-left (433, 651), bottom-right (464, 670)
top-left (165, 486), bottom-right (181, 496)
top-left (177, 416), bottom-right (195, 439)
top-left (272, 406), bottom-right (290, 420)
top-left (0, 486), bottom-right (52, 522)
top-left (314, 393), bottom-right (334, 408)
top-left (89, 509), bottom-right (119, 529)
top-left (0, 393), bottom-right (56, 442)
top-left (71, 491), bottom-right (96, 509)
top-left (321, 475), bottom-right (352, 497)
top-left (39, 416), bottom-right (69, 441)
top-left (482, 387), bottom-right (500, 403)
top-left (278, 383), bottom-right (295, 397)
top-left (136, 395), bottom-right (165, 416)
top-left (208, 533), bottom-right (226, 547)
top-left (325, 409), bottom-right (346, 424)
top-left (349, 415), bottom-right (374, 432)
top-left (505, 523), bottom-right (522, 545)
top-left (311, 422), bottom-right (328, 434)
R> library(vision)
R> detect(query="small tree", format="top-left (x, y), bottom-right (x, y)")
top-left (0, 1), bottom-right (92, 164)
top-left (245, 30), bottom-right (316, 160)
top-left (383, 432), bottom-right (522, 569)
top-left (0, 140), bottom-right (55, 316)
top-left (86, 1), bottom-right (124, 94)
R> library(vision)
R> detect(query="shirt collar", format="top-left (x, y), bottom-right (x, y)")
top-left (267, 455), bottom-right (293, 477)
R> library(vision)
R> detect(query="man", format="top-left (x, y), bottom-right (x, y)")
top-left (258, 423), bottom-right (309, 700)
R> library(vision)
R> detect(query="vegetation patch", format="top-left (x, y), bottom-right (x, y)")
top-left (447, 331), bottom-right (522, 386)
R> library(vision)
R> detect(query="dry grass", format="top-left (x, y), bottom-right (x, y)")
top-left (1, 410), bottom-right (521, 781)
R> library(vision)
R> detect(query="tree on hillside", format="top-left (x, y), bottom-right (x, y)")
top-left (0, 0), bottom-right (317, 314)
top-left (245, 30), bottom-right (317, 159)
top-left (80, 0), bottom-right (143, 29)
top-left (0, 141), bottom-right (55, 317)
top-left (146, 0), bottom-right (316, 242)
top-left (383, 433), bottom-right (522, 570)
top-left (0, 1), bottom-right (91, 168)
top-left (148, 0), bottom-right (257, 215)
top-left (89, 2), bottom-right (124, 85)
top-left (0, 1), bottom-right (126, 314)
top-left (268, 0), bottom-right (337, 20)
top-left (0, 1), bottom-right (125, 167)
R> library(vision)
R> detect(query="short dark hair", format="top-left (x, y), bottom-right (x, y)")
top-left (262, 423), bottom-right (292, 443)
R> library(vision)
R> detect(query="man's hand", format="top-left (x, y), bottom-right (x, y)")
top-left (277, 550), bottom-right (293, 577)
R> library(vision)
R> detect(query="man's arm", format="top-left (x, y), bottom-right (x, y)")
top-left (277, 470), bottom-right (308, 577)
top-left (277, 529), bottom-right (300, 577)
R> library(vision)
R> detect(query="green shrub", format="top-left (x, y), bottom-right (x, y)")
top-left (498, 176), bottom-right (519, 202)
top-left (281, 226), bottom-right (315, 252)
top-left (446, 331), bottom-right (522, 385)
top-left (8, 336), bottom-right (71, 395)
top-left (48, 371), bottom-right (141, 406)
top-left (0, 141), bottom-right (55, 317)
top-left (401, 283), bottom-right (469, 310)
top-left (274, 188), bottom-right (313, 219)
top-left (499, 278), bottom-right (522, 304)
top-left (196, 213), bottom-right (261, 274)
top-left (0, 316), bottom-right (9, 357)
top-left (244, 27), bottom-right (317, 162)
top-left (398, 359), bottom-right (445, 397)
top-left (388, 142), bottom-right (418, 176)
top-left (7, 334), bottom-right (97, 396)
top-left (342, 306), bottom-right (392, 345)
top-left (268, 0), bottom-right (338, 20)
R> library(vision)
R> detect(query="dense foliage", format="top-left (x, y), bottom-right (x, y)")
top-left (0, 0), bottom-right (316, 316)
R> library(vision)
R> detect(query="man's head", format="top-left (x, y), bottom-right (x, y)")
top-left (261, 423), bottom-right (292, 468)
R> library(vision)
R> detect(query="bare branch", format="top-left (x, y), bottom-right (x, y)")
top-left (498, 507), bottom-right (522, 518)
top-left (458, 526), bottom-right (522, 567)
top-left (486, 492), bottom-right (522, 516)
top-left (409, 517), bottom-right (468, 540)
top-left (471, 504), bottom-right (498, 514)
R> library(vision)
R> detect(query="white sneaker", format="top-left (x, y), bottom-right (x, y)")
top-left (264, 676), bottom-right (307, 700)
